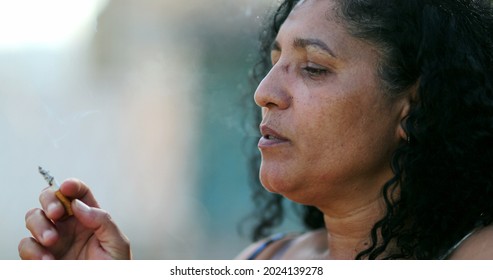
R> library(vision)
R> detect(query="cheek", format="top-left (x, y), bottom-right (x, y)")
top-left (295, 94), bottom-right (395, 172)
top-left (296, 98), bottom-right (356, 156)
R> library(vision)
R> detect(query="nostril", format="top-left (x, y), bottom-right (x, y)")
top-left (253, 68), bottom-right (292, 110)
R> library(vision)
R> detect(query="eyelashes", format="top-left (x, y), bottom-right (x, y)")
top-left (303, 65), bottom-right (330, 78)
top-left (269, 60), bottom-right (331, 78)
top-left (269, 53), bottom-right (333, 80)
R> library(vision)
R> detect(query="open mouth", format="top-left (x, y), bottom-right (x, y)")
top-left (258, 124), bottom-right (290, 148)
top-left (264, 134), bottom-right (282, 140)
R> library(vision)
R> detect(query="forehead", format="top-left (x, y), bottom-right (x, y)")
top-left (278, 0), bottom-right (343, 48)
top-left (278, 0), bottom-right (377, 61)
top-left (291, 0), bottom-right (339, 25)
top-left (294, 0), bottom-right (334, 11)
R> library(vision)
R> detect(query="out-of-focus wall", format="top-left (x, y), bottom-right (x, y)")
top-left (0, 0), bottom-right (287, 259)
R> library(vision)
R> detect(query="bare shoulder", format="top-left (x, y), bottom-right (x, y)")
top-left (280, 228), bottom-right (328, 259)
top-left (449, 225), bottom-right (493, 260)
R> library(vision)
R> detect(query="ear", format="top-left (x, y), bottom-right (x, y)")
top-left (396, 84), bottom-right (418, 142)
top-left (397, 102), bottom-right (411, 142)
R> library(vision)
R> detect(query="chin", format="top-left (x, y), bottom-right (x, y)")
top-left (259, 165), bottom-right (301, 198)
top-left (259, 166), bottom-right (288, 194)
top-left (259, 167), bottom-right (324, 207)
top-left (259, 175), bottom-right (281, 194)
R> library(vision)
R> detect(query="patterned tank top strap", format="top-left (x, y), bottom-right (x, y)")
top-left (247, 233), bottom-right (289, 260)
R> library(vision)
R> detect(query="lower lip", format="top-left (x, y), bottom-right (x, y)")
top-left (258, 137), bottom-right (290, 149)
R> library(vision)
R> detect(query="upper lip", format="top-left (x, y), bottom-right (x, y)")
top-left (260, 124), bottom-right (289, 141)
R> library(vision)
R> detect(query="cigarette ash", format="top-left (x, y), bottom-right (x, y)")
top-left (38, 166), bottom-right (57, 188)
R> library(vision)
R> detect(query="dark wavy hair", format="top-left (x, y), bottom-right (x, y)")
top-left (246, 0), bottom-right (493, 259)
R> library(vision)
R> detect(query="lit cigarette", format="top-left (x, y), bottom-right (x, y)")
top-left (38, 166), bottom-right (74, 216)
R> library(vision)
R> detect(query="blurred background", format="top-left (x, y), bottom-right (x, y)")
top-left (0, 0), bottom-right (307, 259)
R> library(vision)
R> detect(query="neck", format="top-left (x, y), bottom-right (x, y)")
top-left (321, 195), bottom-right (387, 260)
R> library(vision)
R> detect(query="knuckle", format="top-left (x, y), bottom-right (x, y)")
top-left (17, 238), bottom-right (27, 254)
top-left (24, 208), bottom-right (41, 222)
top-left (38, 188), bottom-right (53, 204)
top-left (18, 237), bottom-right (37, 260)
top-left (100, 210), bottom-right (113, 222)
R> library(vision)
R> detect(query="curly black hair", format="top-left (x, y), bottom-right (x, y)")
top-left (246, 0), bottom-right (493, 259)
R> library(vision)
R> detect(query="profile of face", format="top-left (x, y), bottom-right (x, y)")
top-left (255, 0), bottom-right (411, 210)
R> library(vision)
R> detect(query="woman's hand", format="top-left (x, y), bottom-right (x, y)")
top-left (18, 179), bottom-right (131, 260)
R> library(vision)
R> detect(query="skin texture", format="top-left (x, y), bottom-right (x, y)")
top-left (254, 0), bottom-right (410, 259)
top-left (19, 179), bottom-right (131, 260)
top-left (20, 0), bottom-right (493, 260)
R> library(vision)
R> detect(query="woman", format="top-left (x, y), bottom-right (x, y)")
top-left (19, 0), bottom-right (493, 260)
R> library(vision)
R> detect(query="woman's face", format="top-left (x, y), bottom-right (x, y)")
top-left (255, 0), bottom-right (410, 210)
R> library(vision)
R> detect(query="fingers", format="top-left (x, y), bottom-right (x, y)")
top-left (18, 237), bottom-right (54, 260)
top-left (23, 207), bottom-right (61, 258)
top-left (25, 208), bottom-right (59, 247)
top-left (39, 188), bottom-right (64, 221)
top-left (27, 179), bottom-right (131, 260)
top-left (39, 178), bottom-right (99, 221)
top-left (58, 179), bottom-right (100, 208)
top-left (72, 199), bottom-right (131, 259)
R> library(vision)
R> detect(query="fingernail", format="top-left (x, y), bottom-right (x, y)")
top-left (42, 254), bottom-right (54, 260)
top-left (42, 230), bottom-right (56, 244)
top-left (74, 199), bottom-right (90, 213)
top-left (46, 203), bottom-right (57, 216)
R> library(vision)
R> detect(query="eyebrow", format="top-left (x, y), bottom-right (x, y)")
top-left (271, 38), bottom-right (337, 58)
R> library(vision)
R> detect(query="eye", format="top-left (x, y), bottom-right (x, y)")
top-left (303, 64), bottom-right (329, 78)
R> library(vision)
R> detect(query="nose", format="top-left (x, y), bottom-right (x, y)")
top-left (254, 64), bottom-right (292, 110)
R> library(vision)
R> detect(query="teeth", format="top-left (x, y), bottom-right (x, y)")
top-left (266, 135), bottom-right (278, 140)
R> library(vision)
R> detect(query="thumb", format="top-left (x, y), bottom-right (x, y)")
top-left (72, 199), bottom-right (131, 259)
